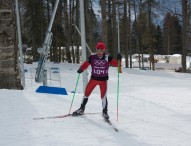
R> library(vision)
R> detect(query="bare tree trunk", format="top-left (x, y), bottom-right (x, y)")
top-left (107, 0), bottom-right (112, 54)
top-left (70, 0), bottom-right (75, 63)
top-left (132, 0), bottom-right (141, 68)
top-left (75, 0), bottom-right (80, 63)
top-left (123, 0), bottom-right (129, 68)
top-left (101, 0), bottom-right (107, 45)
top-left (128, 0), bottom-right (132, 68)
top-left (139, 0), bottom-right (144, 69)
top-left (167, 33), bottom-right (170, 54)
top-left (0, 0), bottom-right (22, 89)
top-left (148, 0), bottom-right (155, 70)
top-left (63, 0), bottom-right (72, 63)
top-left (182, 0), bottom-right (188, 72)
top-left (112, 0), bottom-right (117, 57)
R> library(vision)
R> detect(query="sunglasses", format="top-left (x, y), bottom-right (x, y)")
top-left (96, 49), bottom-right (105, 53)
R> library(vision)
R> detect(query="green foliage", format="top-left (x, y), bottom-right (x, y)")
top-left (163, 12), bottom-right (182, 55)
top-left (22, 0), bottom-right (48, 61)
top-left (19, 0), bottom-right (186, 65)
top-left (154, 25), bottom-right (163, 54)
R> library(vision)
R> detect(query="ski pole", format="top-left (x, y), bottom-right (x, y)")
top-left (69, 73), bottom-right (81, 114)
top-left (116, 0), bottom-right (121, 121)
top-left (117, 60), bottom-right (120, 121)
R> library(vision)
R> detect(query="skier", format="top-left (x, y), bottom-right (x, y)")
top-left (73, 41), bottom-right (122, 119)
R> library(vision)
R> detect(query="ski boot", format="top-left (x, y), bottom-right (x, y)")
top-left (72, 105), bottom-right (85, 116)
top-left (102, 108), bottom-right (109, 119)
top-left (72, 97), bottom-right (88, 116)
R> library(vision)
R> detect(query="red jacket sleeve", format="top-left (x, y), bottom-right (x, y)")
top-left (80, 61), bottom-right (90, 71)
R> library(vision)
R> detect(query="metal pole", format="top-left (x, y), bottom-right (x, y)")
top-left (48, 0), bottom-right (59, 32)
top-left (43, 0), bottom-right (60, 52)
top-left (80, 0), bottom-right (88, 92)
top-left (15, 0), bottom-right (25, 87)
top-left (43, 70), bottom-right (47, 86)
top-left (59, 68), bottom-right (61, 87)
top-left (35, 0), bottom-right (59, 83)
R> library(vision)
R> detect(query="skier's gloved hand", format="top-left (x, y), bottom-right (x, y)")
top-left (117, 53), bottom-right (122, 61)
top-left (77, 68), bottom-right (83, 74)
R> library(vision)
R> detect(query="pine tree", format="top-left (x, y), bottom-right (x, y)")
top-left (22, 0), bottom-right (47, 61)
top-left (163, 13), bottom-right (182, 55)
top-left (155, 25), bottom-right (163, 54)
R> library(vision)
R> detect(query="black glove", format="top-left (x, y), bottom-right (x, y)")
top-left (117, 53), bottom-right (122, 61)
top-left (77, 68), bottom-right (83, 73)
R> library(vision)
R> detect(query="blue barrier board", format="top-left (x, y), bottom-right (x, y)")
top-left (36, 86), bottom-right (68, 95)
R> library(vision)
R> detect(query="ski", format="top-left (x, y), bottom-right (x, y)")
top-left (33, 113), bottom-right (71, 120)
top-left (103, 118), bottom-right (119, 132)
top-left (33, 112), bottom-right (100, 120)
top-left (34, 113), bottom-right (118, 132)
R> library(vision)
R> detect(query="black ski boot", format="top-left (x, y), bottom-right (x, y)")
top-left (102, 108), bottom-right (109, 119)
top-left (102, 97), bottom-right (109, 119)
top-left (72, 105), bottom-right (85, 116)
top-left (72, 97), bottom-right (88, 116)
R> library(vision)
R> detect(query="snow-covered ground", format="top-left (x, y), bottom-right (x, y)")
top-left (1, 62), bottom-right (191, 146)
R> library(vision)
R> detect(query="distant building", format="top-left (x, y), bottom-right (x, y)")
top-left (169, 54), bottom-right (181, 64)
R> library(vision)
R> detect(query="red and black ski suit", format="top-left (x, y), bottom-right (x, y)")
top-left (79, 53), bottom-right (120, 110)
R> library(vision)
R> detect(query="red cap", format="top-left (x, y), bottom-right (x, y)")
top-left (96, 42), bottom-right (106, 50)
